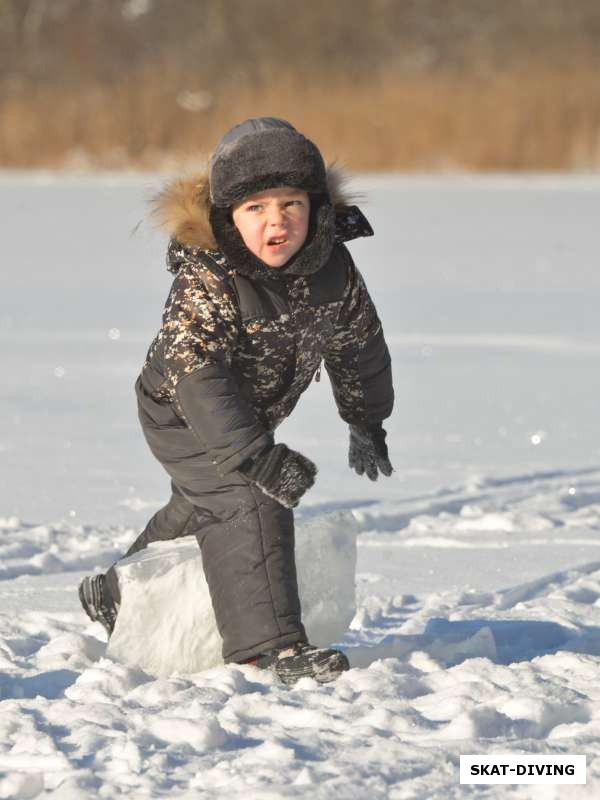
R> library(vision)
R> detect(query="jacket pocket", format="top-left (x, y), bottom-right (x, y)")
top-left (135, 375), bottom-right (188, 430)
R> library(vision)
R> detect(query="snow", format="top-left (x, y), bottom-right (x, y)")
top-left (2, 173), bottom-right (600, 797)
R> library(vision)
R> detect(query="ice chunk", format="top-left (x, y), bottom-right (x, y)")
top-left (295, 512), bottom-right (358, 648)
top-left (107, 540), bottom-right (221, 678)
top-left (107, 511), bottom-right (358, 677)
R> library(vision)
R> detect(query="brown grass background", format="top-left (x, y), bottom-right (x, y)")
top-left (2, 0), bottom-right (600, 171)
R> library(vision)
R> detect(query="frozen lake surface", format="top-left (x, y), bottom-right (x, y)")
top-left (1, 173), bottom-right (600, 797)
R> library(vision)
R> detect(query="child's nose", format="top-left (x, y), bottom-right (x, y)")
top-left (267, 206), bottom-right (285, 225)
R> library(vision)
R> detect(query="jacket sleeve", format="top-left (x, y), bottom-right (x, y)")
top-left (322, 246), bottom-right (394, 426)
top-left (162, 264), bottom-right (272, 476)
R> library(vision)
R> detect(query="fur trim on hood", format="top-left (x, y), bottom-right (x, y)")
top-left (151, 164), bottom-right (356, 252)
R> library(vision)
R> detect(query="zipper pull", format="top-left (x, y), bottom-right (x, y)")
top-left (315, 362), bottom-right (322, 383)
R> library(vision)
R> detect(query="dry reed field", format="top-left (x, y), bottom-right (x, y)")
top-left (1, 0), bottom-right (600, 171)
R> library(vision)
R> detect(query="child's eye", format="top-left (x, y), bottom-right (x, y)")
top-left (247, 204), bottom-right (262, 212)
top-left (285, 199), bottom-right (303, 207)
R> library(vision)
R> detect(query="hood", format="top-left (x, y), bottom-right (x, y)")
top-left (151, 165), bottom-right (373, 276)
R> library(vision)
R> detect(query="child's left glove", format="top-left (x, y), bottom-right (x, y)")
top-left (349, 423), bottom-right (394, 481)
top-left (240, 443), bottom-right (317, 508)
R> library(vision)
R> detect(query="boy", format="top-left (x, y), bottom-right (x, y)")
top-left (79, 117), bottom-right (394, 685)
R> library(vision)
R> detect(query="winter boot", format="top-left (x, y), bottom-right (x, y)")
top-left (246, 641), bottom-right (349, 685)
top-left (78, 574), bottom-right (120, 636)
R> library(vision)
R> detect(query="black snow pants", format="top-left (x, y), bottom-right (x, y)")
top-left (106, 375), bottom-right (306, 663)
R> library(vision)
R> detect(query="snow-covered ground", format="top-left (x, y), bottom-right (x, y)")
top-left (2, 173), bottom-right (600, 797)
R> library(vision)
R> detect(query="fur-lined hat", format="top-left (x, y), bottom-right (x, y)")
top-left (208, 117), bottom-right (335, 279)
top-left (209, 117), bottom-right (328, 206)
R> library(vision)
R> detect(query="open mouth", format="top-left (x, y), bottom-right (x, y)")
top-left (267, 237), bottom-right (288, 246)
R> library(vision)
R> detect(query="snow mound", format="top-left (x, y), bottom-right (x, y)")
top-left (0, 518), bottom-right (135, 580)
top-left (107, 511), bottom-right (358, 676)
top-left (3, 552), bottom-right (600, 796)
top-left (4, 559), bottom-right (600, 798)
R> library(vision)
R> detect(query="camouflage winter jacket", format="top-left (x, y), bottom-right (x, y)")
top-left (140, 171), bottom-right (394, 477)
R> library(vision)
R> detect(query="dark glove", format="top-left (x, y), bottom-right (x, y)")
top-left (349, 423), bottom-right (393, 481)
top-left (239, 443), bottom-right (317, 508)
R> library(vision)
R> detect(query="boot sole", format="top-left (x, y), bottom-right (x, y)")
top-left (78, 576), bottom-right (116, 636)
top-left (275, 650), bottom-right (350, 685)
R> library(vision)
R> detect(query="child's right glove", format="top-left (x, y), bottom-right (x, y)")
top-left (348, 423), bottom-right (394, 481)
top-left (239, 443), bottom-right (317, 508)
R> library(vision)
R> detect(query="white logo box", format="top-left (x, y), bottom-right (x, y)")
top-left (460, 755), bottom-right (586, 785)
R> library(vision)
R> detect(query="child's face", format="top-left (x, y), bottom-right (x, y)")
top-left (231, 187), bottom-right (310, 268)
